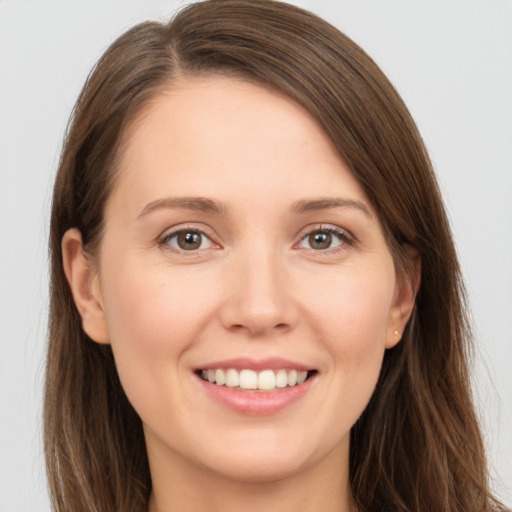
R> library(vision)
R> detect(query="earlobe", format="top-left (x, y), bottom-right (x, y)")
top-left (386, 245), bottom-right (421, 349)
top-left (62, 228), bottom-right (110, 344)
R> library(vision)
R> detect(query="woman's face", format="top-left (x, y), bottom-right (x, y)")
top-left (67, 76), bottom-right (414, 484)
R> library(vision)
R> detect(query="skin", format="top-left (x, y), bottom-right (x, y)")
top-left (63, 76), bottom-right (419, 512)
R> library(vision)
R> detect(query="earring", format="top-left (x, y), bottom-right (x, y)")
top-left (394, 330), bottom-right (400, 336)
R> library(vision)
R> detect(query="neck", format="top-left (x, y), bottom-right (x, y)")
top-left (147, 440), bottom-right (356, 512)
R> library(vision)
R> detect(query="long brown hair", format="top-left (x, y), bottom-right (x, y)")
top-left (45, 1), bottom-right (505, 510)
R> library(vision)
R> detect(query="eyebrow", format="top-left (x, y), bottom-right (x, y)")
top-left (137, 195), bottom-right (372, 219)
top-left (137, 196), bottom-right (229, 219)
top-left (290, 197), bottom-right (372, 217)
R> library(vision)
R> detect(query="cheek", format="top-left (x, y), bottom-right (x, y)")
top-left (103, 260), bottom-right (214, 341)
top-left (307, 263), bottom-right (394, 345)
top-left (303, 262), bottom-right (395, 396)
top-left (321, 272), bottom-right (393, 418)
top-left (99, 260), bottom-right (220, 394)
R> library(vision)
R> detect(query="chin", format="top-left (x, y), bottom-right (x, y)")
top-left (193, 436), bottom-right (326, 484)
top-left (206, 455), bottom-right (308, 484)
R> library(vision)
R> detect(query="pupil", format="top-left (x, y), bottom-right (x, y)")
top-left (310, 231), bottom-right (331, 250)
top-left (178, 231), bottom-right (201, 250)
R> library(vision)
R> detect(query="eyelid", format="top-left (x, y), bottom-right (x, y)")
top-left (157, 224), bottom-right (221, 253)
top-left (295, 224), bottom-right (355, 253)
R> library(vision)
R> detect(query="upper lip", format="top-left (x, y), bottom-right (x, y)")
top-left (195, 357), bottom-right (314, 372)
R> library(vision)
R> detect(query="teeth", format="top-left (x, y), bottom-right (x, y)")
top-left (215, 369), bottom-right (226, 386)
top-left (199, 368), bottom-right (312, 390)
top-left (287, 369), bottom-right (298, 386)
top-left (239, 369), bottom-right (258, 389)
top-left (257, 369), bottom-right (275, 390)
top-left (225, 368), bottom-right (239, 387)
top-left (275, 369), bottom-right (288, 388)
top-left (297, 370), bottom-right (307, 384)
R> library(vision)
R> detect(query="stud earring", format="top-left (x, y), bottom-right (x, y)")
top-left (394, 330), bottom-right (400, 336)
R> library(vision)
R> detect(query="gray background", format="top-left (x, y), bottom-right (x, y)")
top-left (0, 1), bottom-right (511, 510)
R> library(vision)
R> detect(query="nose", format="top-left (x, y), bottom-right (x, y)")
top-left (219, 248), bottom-right (299, 337)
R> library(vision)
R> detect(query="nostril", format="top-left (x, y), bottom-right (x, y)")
top-left (227, 322), bottom-right (290, 336)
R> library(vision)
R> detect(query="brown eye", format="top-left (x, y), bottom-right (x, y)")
top-left (166, 230), bottom-right (212, 251)
top-left (309, 231), bottom-right (332, 250)
top-left (177, 231), bottom-right (202, 250)
top-left (299, 228), bottom-right (347, 251)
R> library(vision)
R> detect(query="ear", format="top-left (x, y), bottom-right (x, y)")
top-left (386, 245), bottom-right (421, 349)
top-left (62, 228), bottom-right (110, 344)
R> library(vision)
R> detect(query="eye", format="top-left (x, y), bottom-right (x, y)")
top-left (298, 227), bottom-right (351, 251)
top-left (162, 229), bottom-right (213, 251)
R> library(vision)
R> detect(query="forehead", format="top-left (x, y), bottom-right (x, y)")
top-left (109, 75), bottom-right (373, 217)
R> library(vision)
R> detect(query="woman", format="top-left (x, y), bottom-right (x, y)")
top-left (44, 1), bottom-right (506, 511)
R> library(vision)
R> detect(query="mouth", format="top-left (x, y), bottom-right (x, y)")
top-left (195, 368), bottom-right (318, 391)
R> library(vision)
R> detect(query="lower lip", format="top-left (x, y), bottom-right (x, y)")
top-left (196, 374), bottom-right (315, 415)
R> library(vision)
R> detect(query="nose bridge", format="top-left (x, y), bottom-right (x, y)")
top-left (222, 241), bottom-right (296, 335)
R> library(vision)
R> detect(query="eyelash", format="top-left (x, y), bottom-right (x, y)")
top-left (157, 224), bottom-right (354, 255)
top-left (297, 225), bottom-right (354, 254)
top-left (158, 226), bottom-right (216, 254)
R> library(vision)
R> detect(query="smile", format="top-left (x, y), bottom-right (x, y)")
top-left (198, 368), bottom-right (312, 391)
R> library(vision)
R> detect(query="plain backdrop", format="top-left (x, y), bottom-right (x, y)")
top-left (0, 1), bottom-right (511, 510)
